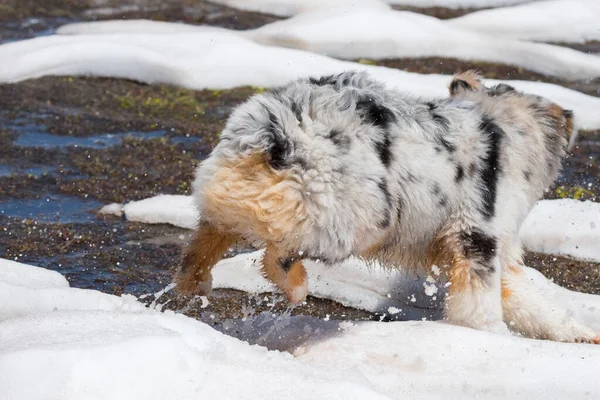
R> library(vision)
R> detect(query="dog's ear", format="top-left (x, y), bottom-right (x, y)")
top-left (449, 70), bottom-right (483, 96)
top-left (548, 105), bottom-right (577, 151)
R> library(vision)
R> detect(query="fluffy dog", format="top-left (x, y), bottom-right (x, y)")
top-left (175, 70), bottom-right (599, 343)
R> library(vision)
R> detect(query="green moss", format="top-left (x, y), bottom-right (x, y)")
top-left (555, 185), bottom-right (595, 200)
top-left (358, 59), bottom-right (376, 65)
top-left (115, 87), bottom-right (204, 117)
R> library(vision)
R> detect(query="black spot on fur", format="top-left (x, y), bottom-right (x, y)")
top-left (523, 170), bottom-right (531, 181)
top-left (563, 109), bottom-right (573, 119)
top-left (375, 134), bottom-right (393, 168)
top-left (489, 83), bottom-right (515, 97)
top-left (309, 75), bottom-right (337, 86)
top-left (290, 101), bottom-right (303, 123)
top-left (356, 97), bottom-right (396, 128)
top-left (432, 113), bottom-right (450, 131)
top-left (455, 165), bottom-right (464, 183)
top-left (328, 129), bottom-right (351, 151)
top-left (468, 163), bottom-right (477, 177)
top-left (449, 79), bottom-right (471, 95)
top-left (460, 229), bottom-right (497, 279)
top-left (439, 195), bottom-right (448, 207)
top-left (426, 102), bottom-right (450, 131)
top-left (435, 134), bottom-right (455, 153)
top-left (378, 180), bottom-right (392, 229)
top-left (431, 182), bottom-right (441, 196)
top-left (266, 110), bottom-right (291, 170)
top-left (478, 115), bottom-right (504, 220)
top-left (280, 257), bottom-right (297, 273)
top-left (434, 146), bottom-right (442, 153)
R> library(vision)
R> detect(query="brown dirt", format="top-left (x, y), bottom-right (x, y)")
top-left (390, 5), bottom-right (486, 19)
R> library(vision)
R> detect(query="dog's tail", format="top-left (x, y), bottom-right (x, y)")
top-left (448, 70), bottom-right (483, 96)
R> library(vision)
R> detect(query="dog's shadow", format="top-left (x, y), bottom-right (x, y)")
top-left (196, 272), bottom-right (448, 353)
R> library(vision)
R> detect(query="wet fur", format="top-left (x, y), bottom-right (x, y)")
top-left (175, 70), bottom-right (598, 343)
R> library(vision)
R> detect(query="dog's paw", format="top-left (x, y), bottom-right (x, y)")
top-left (574, 333), bottom-right (600, 345)
top-left (285, 280), bottom-right (308, 305)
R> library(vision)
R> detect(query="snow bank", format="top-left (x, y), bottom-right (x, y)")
top-left (210, 0), bottom-right (539, 14)
top-left (520, 199), bottom-right (600, 262)
top-left (0, 258), bottom-right (388, 400)
top-left (208, 0), bottom-right (390, 17)
top-left (449, 0), bottom-right (600, 43)
top-left (100, 194), bottom-right (197, 229)
top-left (102, 196), bottom-right (600, 263)
top-left (2, 28), bottom-right (600, 129)
top-left (246, 7), bottom-right (600, 80)
top-left (296, 319), bottom-right (600, 400)
top-left (386, 0), bottom-right (541, 9)
top-left (2, 256), bottom-right (600, 399)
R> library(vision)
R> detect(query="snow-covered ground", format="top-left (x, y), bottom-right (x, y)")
top-left (210, 0), bottom-right (542, 15)
top-left (245, 7), bottom-right (600, 79)
top-left (3, 251), bottom-right (600, 399)
top-left (101, 196), bottom-right (600, 263)
top-left (2, 28), bottom-right (600, 129)
top-left (386, 0), bottom-right (543, 8)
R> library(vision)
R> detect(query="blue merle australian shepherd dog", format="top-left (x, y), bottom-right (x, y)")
top-left (175, 70), bottom-right (599, 343)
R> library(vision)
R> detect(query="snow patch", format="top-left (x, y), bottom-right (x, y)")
top-left (247, 7), bottom-right (600, 80)
top-left (520, 199), bottom-right (600, 262)
top-left (2, 27), bottom-right (600, 128)
top-left (449, 0), bottom-right (600, 43)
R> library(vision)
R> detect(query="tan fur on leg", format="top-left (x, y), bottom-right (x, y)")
top-left (261, 243), bottom-right (308, 304)
top-left (175, 221), bottom-right (238, 296)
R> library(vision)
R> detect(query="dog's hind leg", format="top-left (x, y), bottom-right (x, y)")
top-left (501, 261), bottom-right (600, 343)
top-left (174, 221), bottom-right (238, 296)
top-left (436, 227), bottom-right (508, 333)
top-left (261, 243), bottom-right (308, 304)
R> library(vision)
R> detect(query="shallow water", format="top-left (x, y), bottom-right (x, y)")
top-left (0, 194), bottom-right (102, 223)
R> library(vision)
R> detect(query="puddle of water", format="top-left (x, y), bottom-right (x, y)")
top-left (0, 165), bottom-right (57, 177)
top-left (170, 135), bottom-right (200, 145)
top-left (0, 194), bottom-right (102, 223)
top-left (14, 130), bottom-right (167, 149)
top-left (0, 17), bottom-right (73, 44)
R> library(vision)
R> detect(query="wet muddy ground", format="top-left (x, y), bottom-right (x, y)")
top-left (1, 1), bottom-right (599, 331)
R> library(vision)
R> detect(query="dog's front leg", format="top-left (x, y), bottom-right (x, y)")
top-left (175, 221), bottom-right (238, 296)
top-left (261, 243), bottom-right (308, 304)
